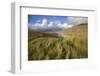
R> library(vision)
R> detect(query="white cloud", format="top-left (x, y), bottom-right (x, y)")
top-left (32, 19), bottom-right (48, 29)
top-left (56, 23), bottom-right (73, 29)
top-left (67, 17), bottom-right (88, 25)
top-left (41, 19), bottom-right (48, 27)
top-left (62, 23), bottom-right (68, 28)
top-left (48, 21), bottom-right (53, 28)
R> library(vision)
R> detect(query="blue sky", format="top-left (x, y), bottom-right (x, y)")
top-left (28, 15), bottom-right (68, 25)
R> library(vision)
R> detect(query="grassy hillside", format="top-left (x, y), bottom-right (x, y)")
top-left (28, 23), bottom-right (88, 60)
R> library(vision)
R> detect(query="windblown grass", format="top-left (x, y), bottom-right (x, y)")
top-left (28, 24), bottom-right (88, 60)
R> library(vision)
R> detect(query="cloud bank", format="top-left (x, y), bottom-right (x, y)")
top-left (67, 17), bottom-right (88, 25)
top-left (29, 19), bottom-right (73, 32)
